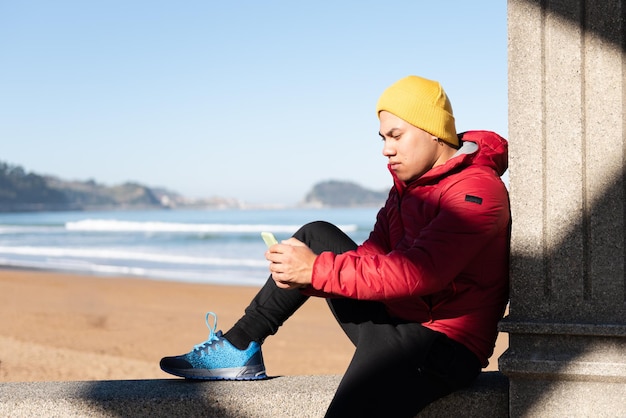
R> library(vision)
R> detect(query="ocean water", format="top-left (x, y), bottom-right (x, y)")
top-left (0, 207), bottom-right (378, 286)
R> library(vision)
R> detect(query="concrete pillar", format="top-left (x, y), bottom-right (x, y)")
top-left (500, 0), bottom-right (626, 416)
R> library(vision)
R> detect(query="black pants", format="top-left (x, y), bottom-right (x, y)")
top-left (226, 221), bottom-right (481, 417)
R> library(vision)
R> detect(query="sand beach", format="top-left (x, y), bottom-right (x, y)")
top-left (0, 269), bottom-right (506, 382)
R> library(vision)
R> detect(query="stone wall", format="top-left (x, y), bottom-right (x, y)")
top-left (500, 0), bottom-right (626, 416)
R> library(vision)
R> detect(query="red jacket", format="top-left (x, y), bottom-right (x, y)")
top-left (310, 130), bottom-right (510, 367)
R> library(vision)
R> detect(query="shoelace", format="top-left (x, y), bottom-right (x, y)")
top-left (193, 311), bottom-right (220, 352)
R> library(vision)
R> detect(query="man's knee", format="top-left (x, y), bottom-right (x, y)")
top-left (293, 221), bottom-right (357, 254)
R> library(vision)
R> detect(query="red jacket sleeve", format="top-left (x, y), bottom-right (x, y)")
top-left (310, 171), bottom-right (509, 300)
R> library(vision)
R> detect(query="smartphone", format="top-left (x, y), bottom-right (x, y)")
top-left (261, 231), bottom-right (278, 247)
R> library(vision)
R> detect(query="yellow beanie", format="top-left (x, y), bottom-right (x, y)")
top-left (376, 75), bottom-right (458, 147)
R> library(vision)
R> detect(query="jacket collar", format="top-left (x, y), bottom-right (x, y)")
top-left (390, 130), bottom-right (508, 194)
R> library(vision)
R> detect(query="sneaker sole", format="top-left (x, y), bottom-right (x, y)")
top-left (161, 364), bottom-right (267, 381)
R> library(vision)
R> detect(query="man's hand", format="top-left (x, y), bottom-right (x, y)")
top-left (265, 237), bottom-right (317, 289)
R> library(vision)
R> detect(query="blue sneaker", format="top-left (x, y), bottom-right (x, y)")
top-left (160, 312), bottom-right (267, 380)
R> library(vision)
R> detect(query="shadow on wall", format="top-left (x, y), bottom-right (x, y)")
top-left (504, 0), bottom-right (626, 415)
top-left (509, 0), bottom-right (626, 330)
top-left (77, 378), bottom-right (309, 418)
top-left (505, 165), bottom-right (626, 402)
top-left (528, 0), bottom-right (625, 51)
top-left (79, 379), bottom-right (233, 417)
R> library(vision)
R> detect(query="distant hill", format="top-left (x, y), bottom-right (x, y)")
top-left (44, 176), bottom-right (162, 209)
top-left (0, 161), bottom-right (170, 212)
top-left (302, 180), bottom-right (387, 207)
top-left (0, 162), bottom-right (69, 211)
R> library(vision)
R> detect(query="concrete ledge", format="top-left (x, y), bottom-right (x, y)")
top-left (0, 372), bottom-right (508, 417)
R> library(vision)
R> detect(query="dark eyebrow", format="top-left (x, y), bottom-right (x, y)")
top-left (380, 128), bottom-right (401, 138)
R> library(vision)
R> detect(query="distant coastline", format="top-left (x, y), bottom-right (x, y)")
top-left (0, 161), bottom-right (387, 212)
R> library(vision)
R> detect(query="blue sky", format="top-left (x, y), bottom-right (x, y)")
top-left (0, 1), bottom-right (508, 205)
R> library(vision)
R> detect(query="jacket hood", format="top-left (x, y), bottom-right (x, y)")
top-left (458, 130), bottom-right (508, 176)
top-left (390, 130), bottom-right (508, 191)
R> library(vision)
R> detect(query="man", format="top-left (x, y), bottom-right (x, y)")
top-left (161, 75), bottom-right (510, 417)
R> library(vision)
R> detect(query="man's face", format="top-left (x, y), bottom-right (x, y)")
top-left (379, 111), bottom-right (447, 183)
